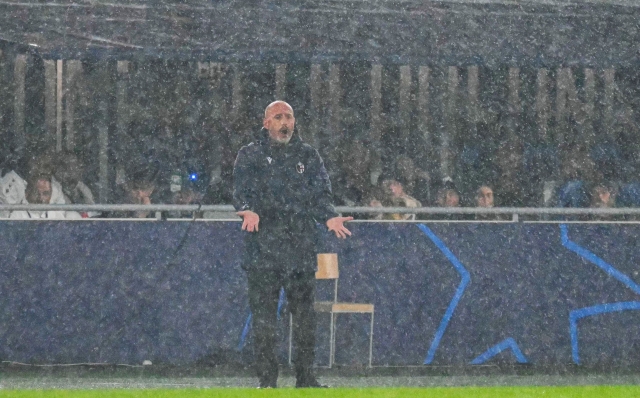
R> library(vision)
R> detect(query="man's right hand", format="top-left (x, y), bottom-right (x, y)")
top-left (237, 210), bottom-right (260, 232)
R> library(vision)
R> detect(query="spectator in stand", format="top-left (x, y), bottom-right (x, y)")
top-left (557, 148), bottom-right (595, 208)
top-left (10, 172), bottom-right (81, 219)
top-left (115, 118), bottom-right (181, 205)
top-left (332, 140), bottom-right (376, 211)
top-left (168, 184), bottom-right (203, 218)
top-left (393, 155), bottom-right (431, 205)
top-left (437, 187), bottom-right (460, 207)
top-left (590, 184), bottom-right (617, 221)
top-left (617, 182), bottom-right (640, 221)
top-left (53, 150), bottom-right (99, 218)
top-left (379, 179), bottom-right (421, 221)
top-left (475, 185), bottom-right (495, 220)
top-left (123, 180), bottom-right (155, 219)
top-left (591, 184), bottom-right (615, 208)
top-left (437, 179), bottom-right (460, 207)
top-left (555, 148), bottom-right (596, 220)
top-left (368, 197), bottom-right (384, 220)
top-left (430, 177), bottom-right (461, 220)
top-left (112, 165), bottom-right (157, 219)
top-left (0, 170), bottom-right (27, 218)
top-left (557, 180), bottom-right (590, 208)
top-left (494, 141), bottom-right (527, 207)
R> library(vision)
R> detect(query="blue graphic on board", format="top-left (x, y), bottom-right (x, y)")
top-left (417, 224), bottom-right (471, 365)
top-left (560, 224), bottom-right (640, 295)
top-left (560, 224), bottom-right (640, 364)
top-left (569, 302), bottom-right (640, 364)
top-left (470, 338), bottom-right (529, 364)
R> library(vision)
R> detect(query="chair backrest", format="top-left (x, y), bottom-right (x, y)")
top-left (316, 253), bottom-right (339, 280)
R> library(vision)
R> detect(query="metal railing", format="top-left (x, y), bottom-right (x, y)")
top-left (1, 204), bottom-right (639, 217)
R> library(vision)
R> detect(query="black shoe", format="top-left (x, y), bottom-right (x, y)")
top-left (295, 376), bottom-right (328, 388)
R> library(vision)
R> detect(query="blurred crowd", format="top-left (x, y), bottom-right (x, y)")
top-left (0, 117), bottom-right (637, 221)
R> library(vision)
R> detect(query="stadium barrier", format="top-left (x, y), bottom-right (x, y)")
top-left (0, 205), bottom-right (639, 368)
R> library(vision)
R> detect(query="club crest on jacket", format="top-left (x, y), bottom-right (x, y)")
top-left (296, 162), bottom-right (305, 174)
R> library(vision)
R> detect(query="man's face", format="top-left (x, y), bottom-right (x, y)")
top-left (445, 191), bottom-right (460, 207)
top-left (131, 188), bottom-right (153, 205)
top-left (389, 181), bottom-right (404, 197)
top-left (477, 186), bottom-right (494, 208)
top-left (264, 102), bottom-right (295, 144)
top-left (31, 179), bottom-right (52, 204)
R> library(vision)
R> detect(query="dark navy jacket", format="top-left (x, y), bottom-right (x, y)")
top-left (233, 128), bottom-right (338, 271)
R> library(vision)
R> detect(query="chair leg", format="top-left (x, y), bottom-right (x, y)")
top-left (288, 313), bottom-right (293, 366)
top-left (368, 311), bottom-right (374, 368)
top-left (329, 312), bottom-right (335, 368)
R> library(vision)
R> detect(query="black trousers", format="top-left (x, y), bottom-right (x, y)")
top-left (247, 267), bottom-right (316, 385)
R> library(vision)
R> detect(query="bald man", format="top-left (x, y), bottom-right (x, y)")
top-left (233, 101), bottom-right (352, 388)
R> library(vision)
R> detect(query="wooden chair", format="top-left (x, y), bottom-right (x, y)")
top-left (288, 253), bottom-right (374, 368)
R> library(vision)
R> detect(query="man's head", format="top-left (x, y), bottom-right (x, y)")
top-left (383, 179), bottom-right (405, 198)
top-left (127, 180), bottom-right (155, 205)
top-left (437, 188), bottom-right (460, 207)
top-left (264, 101), bottom-right (295, 144)
top-left (26, 177), bottom-right (52, 204)
top-left (591, 185), bottom-right (614, 208)
top-left (476, 185), bottom-right (494, 208)
top-left (55, 151), bottom-right (83, 187)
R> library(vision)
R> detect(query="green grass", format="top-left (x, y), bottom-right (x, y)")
top-left (1, 386), bottom-right (640, 398)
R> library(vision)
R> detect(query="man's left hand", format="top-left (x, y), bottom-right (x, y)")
top-left (326, 216), bottom-right (353, 239)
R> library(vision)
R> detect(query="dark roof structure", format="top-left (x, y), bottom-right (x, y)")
top-left (1, 0), bottom-right (639, 65)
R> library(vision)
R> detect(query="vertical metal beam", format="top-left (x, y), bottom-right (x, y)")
top-left (109, 60), bottom-right (130, 204)
top-left (44, 60), bottom-right (57, 144)
top-left (0, 49), bottom-right (6, 133)
top-left (308, 64), bottom-right (324, 148)
top-left (206, 61), bottom-right (225, 186)
top-left (536, 68), bottom-right (550, 140)
top-left (275, 63), bottom-right (287, 100)
top-left (14, 54), bottom-right (26, 155)
top-left (398, 65), bottom-right (412, 135)
top-left (603, 69), bottom-right (615, 136)
top-left (231, 64), bottom-right (243, 124)
top-left (582, 68), bottom-right (596, 146)
top-left (442, 66), bottom-right (458, 178)
top-left (328, 64), bottom-right (341, 138)
top-left (370, 64), bottom-right (382, 144)
top-left (603, 68), bottom-right (634, 130)
top-left (418, 66), bottom-right (431, 151)
top-left (508, 67), bottom-right (521, 115)
top-left (64, 60), bottom-right (82, 151)
top-left (556, 67), bottom-right (595, 146)
top-left (467, 66), bottom-right (479, 126)
top-left (555, 67), bottom-right (570, 145)
top-left (370, 64), bottom-right (383, 182)
top-left (56, 59), bottom-right (63, 152)
top-left (507, 67), bottom-right (521, 144)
